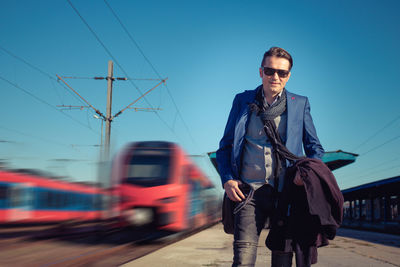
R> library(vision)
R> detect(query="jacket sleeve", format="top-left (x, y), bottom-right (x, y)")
top-left (302, 98), bottom-right (324, 160)
top-left (216, 94), bottom-right (240, 187)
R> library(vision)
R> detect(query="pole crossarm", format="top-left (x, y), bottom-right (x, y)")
top-left (60, 76), bottom-right (160, 81)
top-left (56, 74), bottom-right (106, 120)
top-left (112, 78), bottom-right (168, 120)
top-left (60, 76), bottom-right (127, 80)
top-left (127, 107), bottom-right (162, 112)
top-left (56, 105), bottom-right (90, 110)
top-left (96, 76), bottom-right (127, 81)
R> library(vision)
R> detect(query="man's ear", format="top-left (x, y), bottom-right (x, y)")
top-left (259, 68), bottom-right (263, 78)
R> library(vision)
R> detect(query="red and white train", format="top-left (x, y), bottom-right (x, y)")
top-left (0, 169), bottom-right (105, 224)
top-left (111, 141), bottom-right (222, 232)
top-left (1, 141), bottom-right (223, 231)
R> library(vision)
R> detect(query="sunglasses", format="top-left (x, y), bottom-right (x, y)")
top-left (262, 67), bottom-right (290, 78)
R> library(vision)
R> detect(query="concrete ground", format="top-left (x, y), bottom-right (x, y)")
top-left (122, 223), bottom-right (400, 267)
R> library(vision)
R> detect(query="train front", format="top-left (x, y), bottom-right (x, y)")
top-left (115, 141), bottom-right (189, 232)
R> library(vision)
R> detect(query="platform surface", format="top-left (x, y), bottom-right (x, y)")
top-left (122, 223), bottom-right (400, 267)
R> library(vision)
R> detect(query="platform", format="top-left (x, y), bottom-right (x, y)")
top-left (122, 223), bottom-right (400, 267)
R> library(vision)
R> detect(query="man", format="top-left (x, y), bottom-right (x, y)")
top-left (216, 47), bottom-right (324, 267)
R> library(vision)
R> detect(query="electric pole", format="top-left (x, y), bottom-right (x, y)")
top-left (105, 60), bottom-right (113, 160)
top-left (57, 61), bottom-right (167, 167)
top-left (56, 62), bottom-right (167, 220)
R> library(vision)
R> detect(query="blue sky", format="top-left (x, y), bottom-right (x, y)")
top-left (1, 0), bottom-right (399, 189)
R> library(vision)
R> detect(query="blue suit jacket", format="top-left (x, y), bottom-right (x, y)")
top-left (216, 87), bottom-right (324, 186)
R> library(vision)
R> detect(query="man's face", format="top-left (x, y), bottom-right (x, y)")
top-left (259, 56), bottom-right (291, 97)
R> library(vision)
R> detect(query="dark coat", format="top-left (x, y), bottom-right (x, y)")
top-left (266, 158), bottom-right (344, 266)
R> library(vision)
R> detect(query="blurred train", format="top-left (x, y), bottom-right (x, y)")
top-left (0, 169), bottom-right (105, 224)
top-left (111, 141), bottom-right (223, 232)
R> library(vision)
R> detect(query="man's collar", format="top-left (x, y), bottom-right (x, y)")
top-left (262, 88), bottom-right (284, 107)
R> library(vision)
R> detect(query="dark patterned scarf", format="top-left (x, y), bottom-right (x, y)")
top-left (249, 85), bottom-right (287, 120)
top-left (249, 86), bottom-right (299, 191)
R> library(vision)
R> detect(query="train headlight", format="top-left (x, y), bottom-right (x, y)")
top-left (125, 208), bottom-right (154, 226)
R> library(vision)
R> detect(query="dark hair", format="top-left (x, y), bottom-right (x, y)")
top-left (261, 47), bottom-right (293, 70)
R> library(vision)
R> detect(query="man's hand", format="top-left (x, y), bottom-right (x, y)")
top-left (293, 176), bottom-right (304, 186)
top-left (224, 180), bottom-right (246, 202)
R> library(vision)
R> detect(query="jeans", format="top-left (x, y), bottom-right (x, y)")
top-left (232, 184), bottom-right (293, 267)
top-left (232, 184), bottom-right (274, 266)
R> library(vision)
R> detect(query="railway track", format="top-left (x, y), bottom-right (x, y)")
top-left (0, 222), bottom-right (210, 266)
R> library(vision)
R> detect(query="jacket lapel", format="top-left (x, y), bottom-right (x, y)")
top-left (233, 89), bottom-right (257, 170)
top-left (285, 90), bottom-right (298, 148)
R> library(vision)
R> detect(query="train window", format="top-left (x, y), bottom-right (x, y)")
top-left (79, 195), bottom-right (85, 209)
top-left (93, 195), bottom-right (102, 210)
top-left (37, 191), bottom-right (45, 208)
top-left (66, 194), bottom-right (72, 207)
top-left (9, 187), bottom-right (21, 207)
top-left (0, 184), bottom-right (7, 200)
top-left (0, 185), bottom-right (9, 208)
top-left (64, 193), bottom-right (69, 208)
top-left (48, 192), bottom-right (54, 207)
top-left (59, 193), bottom-right (65, 208)
top-left (76, 195), bottom-right (82, 209)
top-left (56, 193), bottom-right (62, 208)
top-left (82, 195), bottom-right (88, 209)
top-left (70, 194), bottom-right (76, 207)
top-left (59, 193), bottom-right (66, 208)
top-left (53, 193), bottom-right (57, 207)
top-left (46, 192), bottom-right (53, 208)
top-left (44, 191), bottom-right (51, 208)
top-left (47, 191), bottom-right (61, 208)
top-left (82, 195), bottom-right (90, 209)
top-left (124, 155), bottom-right (170, 187)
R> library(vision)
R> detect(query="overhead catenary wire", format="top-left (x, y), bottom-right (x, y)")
top-left (0, 44), bottom-right (86, 106)
top-left (343, 162), bottom-right (400, 184)
top-left (0, 125), bottom-right (97, 151)
top-left (50, 77), bottom-right (64, 105)
top-left (103, 0), bottom-right (198, 149)
top-left (66, 0), bottom-right (144, 98)
top-left (352, 114), bottom-right (400, 153)
top-left (0, 45), bottom-right (160, 133)
top-left (0, 76), bottom-right (55, 109)
top-left (338, 135), bottom-right (400, 184)
top-left (66, 0), bottom-right (180, 138)
top-left (339, 155), bottom-right (400, 178)
top-left (0, 75), bottom-right (98, 135)
top-left (56, 74), bottom-right (106, 120)
top-left (61, 76), bottom-right (163, 81)
top-left (0, 45), bottom-right (53, 81)
top-left (128, 107), bottom-right (162, 112)
top-left (103, 0), bottom-right (163, 79)
top-left (113, 78), bottom-right (167, 119)
top-left (361, 133), bottom-right (400, 156)
top-left (0, 46), bottom-right (103, 169)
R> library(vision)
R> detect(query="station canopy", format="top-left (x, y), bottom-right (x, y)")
top-left (207, 150), bottom-right (358, 173)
